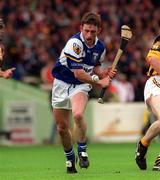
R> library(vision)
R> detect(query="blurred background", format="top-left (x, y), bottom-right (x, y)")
top-left (0, 0), bottom-right (160, 145)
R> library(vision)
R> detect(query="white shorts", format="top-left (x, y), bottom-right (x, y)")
top-left (51, 79), bottom-right (92, 109)
top-left (144, 75), bottom-right (160, 102)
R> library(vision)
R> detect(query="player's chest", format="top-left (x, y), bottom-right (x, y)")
top-left (82, 48), bottom-right (100, 65)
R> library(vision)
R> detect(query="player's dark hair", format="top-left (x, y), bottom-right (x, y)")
top-left (81, 12), bottom-right (101, 27)
top-left (154, 35), bottom-right (160, 43)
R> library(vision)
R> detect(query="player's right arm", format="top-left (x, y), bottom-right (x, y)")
top-left (74, 68), bottom-right (111, 88)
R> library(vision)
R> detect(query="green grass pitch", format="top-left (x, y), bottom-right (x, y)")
top-left (0, 143), bottom-right (160, 180)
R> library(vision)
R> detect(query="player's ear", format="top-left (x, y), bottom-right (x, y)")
top-left (98, 27), bottom-right (102, 34)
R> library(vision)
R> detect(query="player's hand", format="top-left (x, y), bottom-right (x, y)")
top-left (2, 67), bottom-right (16, 79)
top-left (105, 66), bottom-right (117, 79)
top-left (97, 76), bottom-right (111, 88)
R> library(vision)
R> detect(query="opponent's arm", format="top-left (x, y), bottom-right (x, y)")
top-left (0, 18), bottom-right (5, 65)
top-left (0, 43), bottom-right (5, 76)
top-left (0, 69), bottom-right (3, 77)
top-left (0, 19), bottom-right (16, 78)
top-left (0, 67), bottom-right (16, 78)
top-left (146, 35), bottom-right (160, 75)
top-left (147, 56), bottom-right (160, 75)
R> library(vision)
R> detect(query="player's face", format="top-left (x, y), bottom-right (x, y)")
top-left (80, 24), bottom-right (101, 47)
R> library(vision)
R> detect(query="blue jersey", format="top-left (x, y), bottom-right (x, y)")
top-left (52, 32), bottom-right (106, 84)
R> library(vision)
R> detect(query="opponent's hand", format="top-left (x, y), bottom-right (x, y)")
top-left (0, 43), bottom-right (5, 61)
top-left (2, 67), bottom-right (16, 79)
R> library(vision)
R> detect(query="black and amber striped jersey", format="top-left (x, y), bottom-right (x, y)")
top-left (146, 35), bottom-right (160, 76)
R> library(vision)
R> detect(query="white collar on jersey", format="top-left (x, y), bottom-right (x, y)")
top-left (80, 32), bottom-right (98, 48)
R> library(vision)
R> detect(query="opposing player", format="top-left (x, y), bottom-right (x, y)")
top-left (135, 35), bottom-right (160, 171)
top-left (0, 41), bottom-right (15, 79)
top-left (0, 19), bottom-right (15, 79)
top-left (0, 46), bottom-right (15, 78)
top-left (51, 12), bottom-right (116, 174)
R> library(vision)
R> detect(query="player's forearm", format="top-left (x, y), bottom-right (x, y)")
top-left (74, 69), bottom-right (99, 85)
top-left (148, 57), bottom-right (160, 75)
top-left (93, 66), bottom-right (104, 78)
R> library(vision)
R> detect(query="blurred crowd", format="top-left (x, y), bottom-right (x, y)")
top-left (0, 0), bottom-right (160, 102)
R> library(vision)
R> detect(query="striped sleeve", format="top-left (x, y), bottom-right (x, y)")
top-left (64, 38), bottom-right (83, 62)
top-left (63, 38), bottom-right (84, 69)
top-left (147, 36), bottom-right (160, 60)
top-left (147, 50), bottom-right (160, 60)
top-left (146, 36), bottom-right (160, 76)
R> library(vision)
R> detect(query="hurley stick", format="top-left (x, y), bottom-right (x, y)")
top-left (98, 25), bottom-right (132, 104)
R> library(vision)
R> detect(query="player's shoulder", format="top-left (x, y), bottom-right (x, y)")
top-left (65, 33), bottom-right (83, 50)
top-left (147, 35), bottom-right (160, 60)
top-left (67, 33), bottom-right (83, 45)
top-left (96, 39), bottom-right (106, 52)
top-left (97, 39), bottom-right (105, 48)
top-left (64, 33), bottom-right (83, 56)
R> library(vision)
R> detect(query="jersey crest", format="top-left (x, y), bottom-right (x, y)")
top-left (73, 43), bottom-right (81, 55)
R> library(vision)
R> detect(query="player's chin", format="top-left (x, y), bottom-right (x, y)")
top-left (86, 40), bottom-right (94, 46)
